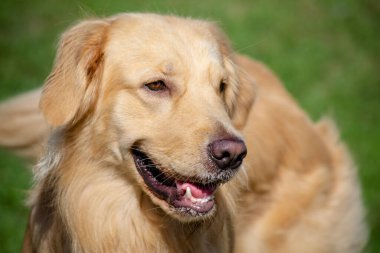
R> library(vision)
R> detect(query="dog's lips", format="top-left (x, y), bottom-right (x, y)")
top-left (131, 148), bottom-right (218, 216)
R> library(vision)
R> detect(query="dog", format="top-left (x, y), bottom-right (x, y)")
top-left (0, 13), bottom-right (367, 253)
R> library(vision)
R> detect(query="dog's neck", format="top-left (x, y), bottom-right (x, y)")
top-left (30, 128), bottom-right (234, 253)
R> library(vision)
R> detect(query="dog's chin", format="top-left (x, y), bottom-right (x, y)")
top-left (131, 147), bottom-right (233, 222)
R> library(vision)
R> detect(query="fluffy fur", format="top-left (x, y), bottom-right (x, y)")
top-left (0, 13), bottom-right (367, 253)
top-left (0, 89), bottom-right (48, 161)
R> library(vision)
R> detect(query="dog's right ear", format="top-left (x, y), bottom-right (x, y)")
top-left (40, 19), bottom-right (110, 127)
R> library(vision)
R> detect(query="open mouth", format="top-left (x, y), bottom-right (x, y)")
top-left (131, 147), bottom-right (221, 216)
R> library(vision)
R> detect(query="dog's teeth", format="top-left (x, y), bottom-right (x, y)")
top-left (189, 194), bottom-right (214, 204)
top-left (185, 187), bottom-right (192, 199)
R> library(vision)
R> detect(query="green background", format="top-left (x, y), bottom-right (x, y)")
top-left (0, 0), bottom-right (379, 252)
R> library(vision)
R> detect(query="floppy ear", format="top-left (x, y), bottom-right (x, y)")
top-left (229, 61), bottom-right (256, 129)
top-left (207, 23), bottom-right (256, 129)
top-left (40, 19), bottom-right (110, 127)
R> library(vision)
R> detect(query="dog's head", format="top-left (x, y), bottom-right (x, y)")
top-left (40, 13), bottom-right (255, 221)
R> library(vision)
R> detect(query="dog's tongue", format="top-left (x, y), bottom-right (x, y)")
top-left (176, 181), bottom-right (216, 198)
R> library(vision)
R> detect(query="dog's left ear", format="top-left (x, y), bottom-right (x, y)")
top-left (229, 59), bottom-right (256, 129)
top-left (40, 19), bottom-right (110, 127)
top-left (208, 24), bottom-right (256, 129)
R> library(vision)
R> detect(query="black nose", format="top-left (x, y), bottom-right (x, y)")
top-left (208, 138), bottom-right (247, 170)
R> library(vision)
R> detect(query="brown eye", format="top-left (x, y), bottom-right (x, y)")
top-left (219, 81), bottom-right (227, 93)
top-left (145, 80), bottom-right (167, 91)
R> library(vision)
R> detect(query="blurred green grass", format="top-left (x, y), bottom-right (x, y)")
top-left (0, 0), bottom-right (378, 252)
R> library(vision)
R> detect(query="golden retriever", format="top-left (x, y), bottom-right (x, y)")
top-left (0, 13), bottom-right (367, 253)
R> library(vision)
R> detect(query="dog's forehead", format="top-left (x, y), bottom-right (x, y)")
top-left (106, 15), bottom-right (224, 69)
top-left (196, 39), bottom-right (223, 63)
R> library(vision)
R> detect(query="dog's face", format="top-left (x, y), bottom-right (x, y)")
top-left (40, 14), bottom-right (254, 222)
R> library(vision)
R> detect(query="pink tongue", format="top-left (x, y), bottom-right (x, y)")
top-left (176, 181), bottom-right (215, 198)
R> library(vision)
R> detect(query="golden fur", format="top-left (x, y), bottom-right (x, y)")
top-left (0, 89), bottom-right (49, 160)
top-left (0, 13), bottom-right (367, 253)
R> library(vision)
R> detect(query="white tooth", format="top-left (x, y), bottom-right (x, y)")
top-left (185, 187), bottom-right (192, 199)
top-left (191, 195), bottom-right (215, 204)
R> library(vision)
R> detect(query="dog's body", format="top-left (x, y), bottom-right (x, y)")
top-left (0, 89), bottom-right (49, 160)
top-left (0, 13), bottom-right (366, 253)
